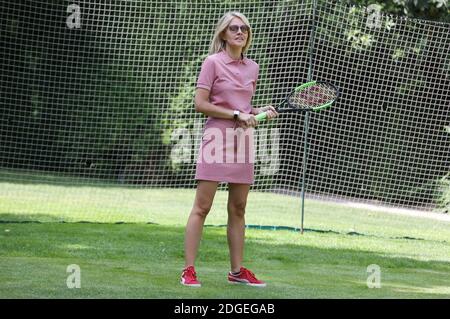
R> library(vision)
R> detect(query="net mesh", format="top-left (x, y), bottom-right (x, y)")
top-left (0, 0), bottom-right (449, 226)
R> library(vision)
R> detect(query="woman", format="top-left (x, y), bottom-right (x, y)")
top-left (181, 11), bottom-right (278, 288)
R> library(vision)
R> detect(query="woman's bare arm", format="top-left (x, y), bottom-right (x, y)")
top-left (194, 88), bottom-right (235, 119)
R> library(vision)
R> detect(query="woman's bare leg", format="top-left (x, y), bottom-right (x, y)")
top-left (227, 183), bottom-right (250, 273)
top-left (184, 180), bottom-right (219, 268)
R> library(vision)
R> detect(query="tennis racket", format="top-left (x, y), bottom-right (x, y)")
top-left (255, 80), bottom-right (340, 122)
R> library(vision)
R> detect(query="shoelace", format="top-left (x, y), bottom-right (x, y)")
top-left (241, 268), bottom-right (257, 281)
top-left (183, 267), bottom-right (197, 279)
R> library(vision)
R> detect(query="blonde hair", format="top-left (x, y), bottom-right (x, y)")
top-left (209, 11), bottom-right (253, 55)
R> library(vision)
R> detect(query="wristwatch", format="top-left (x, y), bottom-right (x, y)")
top-left (233, 110), bottom-right (240, 120)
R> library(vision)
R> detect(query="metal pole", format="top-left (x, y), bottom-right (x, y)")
top-left (300, 112), bottom-right (310, 234)
top-left (301, 0), bottom-right (318, 234)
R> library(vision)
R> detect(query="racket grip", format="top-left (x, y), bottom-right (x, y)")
top-left (255, 112), bottom-right (268, 122)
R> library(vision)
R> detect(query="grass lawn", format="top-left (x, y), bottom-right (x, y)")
top-left (1, 170), bottom-right (449, 298)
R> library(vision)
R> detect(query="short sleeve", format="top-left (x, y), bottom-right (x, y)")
top-left (196, 57), bottom-right (216, 91)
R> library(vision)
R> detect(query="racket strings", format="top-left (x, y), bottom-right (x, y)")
top-left (289, 83), bottom-right (337, 109)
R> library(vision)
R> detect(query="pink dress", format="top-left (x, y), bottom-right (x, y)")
top-left (195, 50), bottom-right (259, 184)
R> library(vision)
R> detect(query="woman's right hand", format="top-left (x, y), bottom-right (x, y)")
top-left (237, 113), bottom-right (257, 129)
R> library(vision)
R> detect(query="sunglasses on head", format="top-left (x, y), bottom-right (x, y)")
top-left (228, 25), bottom-right (249, 33)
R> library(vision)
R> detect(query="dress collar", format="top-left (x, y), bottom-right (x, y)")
top-left (219, 50), bottom-right (248, 65)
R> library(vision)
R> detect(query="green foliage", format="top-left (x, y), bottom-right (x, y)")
top-left (436, 125), bottom-right (450, 213)
top-left (59, 63), bottom-right (160, 179)
top-left (437, 173), bottom-right (450, 213)
top-left (161, 55), bottom-right (205, 172)
top-left (347, 0), bottom-right (449, 22)
top-left (308, 1), bottom-right (449, 208)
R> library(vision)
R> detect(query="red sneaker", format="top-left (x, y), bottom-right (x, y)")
top-left (228, 267), bottom-right (266, 287)
top-left (180, 266), bottom-right (201, 287)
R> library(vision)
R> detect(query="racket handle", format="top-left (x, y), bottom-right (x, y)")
top-left (255, 112), bottom-right (268, 122)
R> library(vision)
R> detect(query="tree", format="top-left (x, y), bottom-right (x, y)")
top-left (347, 0), bottom-right (449, 22)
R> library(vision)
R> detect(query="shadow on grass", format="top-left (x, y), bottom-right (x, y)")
top-left (0, 168), bottom-right (143, 189)
top-left (206, 224), bottom-right (429, 242)
top-left (0, 213), bottom-right (431, 242)
top-left (0, 215), bottom-right (449, 298)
